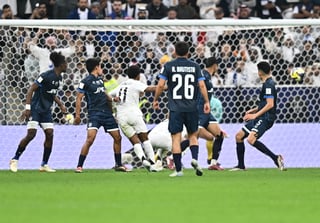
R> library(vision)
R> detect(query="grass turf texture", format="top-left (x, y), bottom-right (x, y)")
top-left (1, 168), bottom-right (319, 223)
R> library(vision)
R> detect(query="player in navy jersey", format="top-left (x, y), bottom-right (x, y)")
top-left (9, 52), bottom-right (67, 173)
top-left (153, 41), bottom-right (210, 177)
top-left (230, 61), bottom-right (285, 171)
top-left (74, 58), bottom-right (129, 173)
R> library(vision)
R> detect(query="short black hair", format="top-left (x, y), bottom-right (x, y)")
top-left (127, 65), bottom-right (141, 79)
top-left (174, 41), bottom-right (189, 56)
top-left (257, 61), bottom-right (271, 75)
top-left (86, 58), bottom-right (100, 73)
top-left (204, 56), bottom-right (217, 68)
top-left (49, 52), bottom-right (65, 67)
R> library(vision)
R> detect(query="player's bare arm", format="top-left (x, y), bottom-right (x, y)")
top-left (20, 83), bottom-right (38, 121)
top-left (198, 80), bottom-right (210, 114)
top-left (244, 98), bottom-right (274, 121)
top-left (153, 79), bottom-right (166, 110)
top-left (74, 92), bottom-right (84, 125)
top-left (54, 96), bottom-right (66, 114)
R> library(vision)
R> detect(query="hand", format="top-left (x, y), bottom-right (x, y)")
top-left (204, 102), bottom-right (210, 114)
top-left (153, 101), bottom-right (159, 110)
top-left (60, 105), bottom-right (67, 114)
top-left (19, 110), bottom-right (31, 122)
top-left (243, 113), bottom-right (256, 121)
top-left (113, 96), bottom-right (120, 103)
top-left (74, 116), bottom-right (81, 125)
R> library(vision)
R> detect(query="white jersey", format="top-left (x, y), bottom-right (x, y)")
top-left (148, 119), bottom-right (188, 151)
top-left (109, 78), bottom-right (149, 137)
top-left (109, 78), bottom-right (148, 116)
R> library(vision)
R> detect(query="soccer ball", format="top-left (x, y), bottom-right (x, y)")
top-left (290, 67), bottom-right (305, 82)
top-left (65, 113), bottom-right (74, 124)
top-left (122, 153), bottom-right (133, 165)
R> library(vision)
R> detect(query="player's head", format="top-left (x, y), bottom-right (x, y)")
top-left (257, 61), bottom-right (271, 76)
top-left (50, 52), bottom-right (67, 72)
top-left (127, 65), bottom-right (141, 79)
top-left (174, 41), bottom-right (189, 57)
top-left (86, 58), bottom-right (102, 75)
top-left (204, 56), bottom-right (218, 74)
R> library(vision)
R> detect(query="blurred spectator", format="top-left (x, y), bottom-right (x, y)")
top-left (197, 0), bottom-right (220, 19)
top-left (1, 4), bottom-right (15, 19)
top-left (140, 48), bottom-right (161, 84)
top-left (292, 0), bottom-right (314, 19)
top-left (53, 0), bottom-right (77, 19)
top-left (162, 6), bottom-right (178, 19)
top-left (123, 0), bottom-right (139, 19)
top-left (27, 31), bottom-right (75, 73)
top-left (100, 0), bottom-right (113, 18)
top-left (162, 0), bottom-right (179, 7)
top-left (312, 4), bottom-right (320, 18)
top-left (146, 0), bottom-right (169, 19)
top-left (293, 40), bottom-right (318, 68)
top-left (151, 32), bottom-right (175, 60)
top-left (107, 0), bottom-right (128, 19)
top-left (305, 63), bottom-right (320, 85)
top-left (225, 59), bottom-right (248, 87)
top-left (91, 1), bottom-right (104, 19)
top-left (243, 46), bottom-right (262, 86)
top-left (191, 43), bottom-right (209, 69)
top-left (30, 1), bottom-right (48, 19)
top-left (17, 0), bottom-right (37, 19)
top-left (176, 0), bottom-right (199, 19)
top-left (229, 0), bottom-right (256, 18)
top-left (216, 42), bottom-right (237, 81)
top-left (280, 33), bottom-right (300, 64)
top-left (68, 0), bottom-right (96, 19)
top-left (137, 7), bottom-right (148, 19)
top-left (233, 38), bottom-right (249, 61)
top-left (237, 4), bottom-right (253, 19)
top-left (256, 0), bottom-right (282, 19)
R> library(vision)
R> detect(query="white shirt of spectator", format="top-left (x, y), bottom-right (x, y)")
top-left (78, 8), bottom-right (89, 19)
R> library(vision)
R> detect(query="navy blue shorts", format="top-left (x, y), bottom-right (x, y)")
top-left (198, 112), bottom-right (218, 129)
top-left (242, 118), bottom-right (274, 139)
top-left (30, 110), bottom-right (53, 123)
top-left (169, 110), bottom-right (199, 134)
top-left (88, 111), bottom-right (118, 132)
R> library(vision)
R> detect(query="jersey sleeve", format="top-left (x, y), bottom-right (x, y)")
top-left (77, 80), bottom-right (86, 93)
top-left (158, 64), bottom-right (168, 80)
top-left (197, 65), bottom-right (205, 81)
top-left (35, 73), bottom-right (46, 87)
top-left (264, 82), bottom-right (276, 99)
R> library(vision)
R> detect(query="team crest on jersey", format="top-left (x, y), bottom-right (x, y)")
top-left (266, 88), bottom-right (271, 94)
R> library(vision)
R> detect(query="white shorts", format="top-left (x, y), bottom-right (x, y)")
top-left (117, 113), bottom-right (148, 138)
top-left (27, 121), bottom-right (53, 130)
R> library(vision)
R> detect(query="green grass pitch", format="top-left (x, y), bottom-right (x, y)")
top-left (1, 168), bottom-right (319, 223)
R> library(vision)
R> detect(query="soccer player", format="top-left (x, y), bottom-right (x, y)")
top-left (230, 61), bottom-right (285, 171)
top-left (9, 52), bottom-right (67, 173)
top-left (177, 57), bottom-right (228, 170)
top-left (74, 58), bottom-right (129, 173)
top-left (109, 65), bottom-right (161, 172)
top-left (153, 41), bottom-right (210, 177)
top-left (198, 57), bottom-right (227, 170)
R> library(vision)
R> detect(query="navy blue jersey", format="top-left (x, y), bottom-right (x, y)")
top-left (198, 69), bottom-right (213, 113)
top-left (77, 74), bottom-right (110, 114)
top-left (258, 77), bottom-right (277, 121)
top-left (159, 58), bottom-right (205, 112)
top-left (32, 70), bottom-right (62, 113)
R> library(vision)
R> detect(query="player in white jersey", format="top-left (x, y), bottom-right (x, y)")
top-left (149, 119), bottom-right (188, 167)
top-left (109, 65), bottom-right (160, 172)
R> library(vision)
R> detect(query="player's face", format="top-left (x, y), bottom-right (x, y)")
top-left (60, 61), bottom-right (67, 73)
top-left (96, 64), bottom-right (103, 76)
